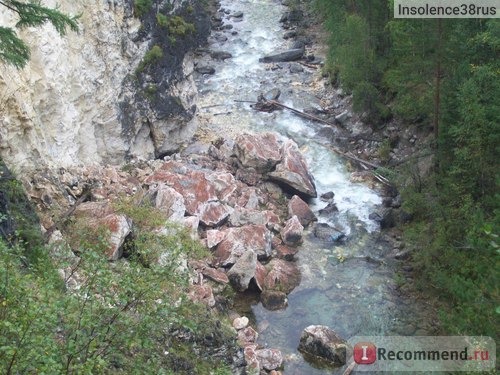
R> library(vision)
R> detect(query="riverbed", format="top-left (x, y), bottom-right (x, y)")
top-left (193, 1), bottom-right (435, 373)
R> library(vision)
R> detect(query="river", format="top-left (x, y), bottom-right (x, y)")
top-left (193, 1), bottom-right (434, 373)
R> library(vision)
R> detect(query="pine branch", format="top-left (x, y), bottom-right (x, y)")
top-left (0, 26), bottom-right (30, 68)
top-left (0, 1), bottom-right (79, 68)
top-left (8, 0), bottom-right (79, 35)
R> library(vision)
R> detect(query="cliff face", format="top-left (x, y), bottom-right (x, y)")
top-left (0, 0), bottom-right (209, 172)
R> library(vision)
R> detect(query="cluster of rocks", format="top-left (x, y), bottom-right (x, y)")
top-left (27, 131), bottom-right (318, 303)
top-left (25, 131), bottom-right (324, 373)
top-left (232, 316), bottom-right (284, 373)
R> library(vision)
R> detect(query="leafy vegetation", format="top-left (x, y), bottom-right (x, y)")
top-left (313, 0), bottom-right (499, 339)
top-left (156, 13), bottom-right (195, 44)
top-left (136, 44), bottom-right (163, 74)
top-left (0, 194), bottom-right (235, 373)
top-left (0, 0), bottom-right (78, 68)
top-left (133, 0), bottom-right (153, 18)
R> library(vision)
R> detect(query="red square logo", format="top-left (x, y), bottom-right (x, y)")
top-left (354, 342), bottom-right (377, 364)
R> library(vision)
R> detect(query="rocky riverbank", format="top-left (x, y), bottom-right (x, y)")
top-left (1, 0), bottom-right (439, 373)
top-left (25, 130), bottom-right (340, 373)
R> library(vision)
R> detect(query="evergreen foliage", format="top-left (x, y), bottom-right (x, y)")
top-left (133, 0), bottom-right (153, 18)
top-left (313, 0), bottom-right (499, 338)
top-left (0, 0), bottom-right (78, 68)
top-left (135, 44), bottom-right (163, 73)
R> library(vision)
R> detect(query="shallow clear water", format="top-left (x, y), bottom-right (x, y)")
top-left (194, 1), bottom-right (431, 373)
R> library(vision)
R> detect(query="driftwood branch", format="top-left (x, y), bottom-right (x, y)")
top-left (298, 61), bottom-right (319, 69)
top-left (325, 145), bottom-right (382, 170)
top-left (235, 97), bottom-right (394, 186)
top-left (267, 99), bottom-right (342, 129)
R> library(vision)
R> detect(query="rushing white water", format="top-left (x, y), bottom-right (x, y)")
top-left (194, 1), bottom-right (430, 373)
top-left (197, 0), bottom-right (381, 234)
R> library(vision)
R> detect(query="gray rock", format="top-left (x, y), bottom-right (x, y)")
top-left (290, 40), bottom-right (306, 50)
top-left (259, 49), bottom-right (304, 63)
top-left (195, 66), bottom-right (215, 75)
top-left (263, 88), bottom-right (281, 101)
top-left (283, 30), bottom-right (297, 39)
top-left (230, 11), bottom-right (244, 18)
top-left (313, 223), bottom-right (345, 242)
top-left (289, 63), bottom-right (304, 73)
top-left (320, 191), bottom-right (335, 202)
top-left (227, 250), bottom-right (258, 292)
top-left (334, 110), bottom-right (349, 125)
top-left (210, 50), bottom-right (233, 60)
top-left (318, 202), bottom-right (338, 216)
top-left (298, 325), bottom-right (348, 366)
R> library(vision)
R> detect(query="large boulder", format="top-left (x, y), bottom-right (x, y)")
top-left (148, 183), bottom-right (185, 221)
top-left (259, 49), bottom-right (304, 63)
top-left (210, 50), bottom-right (232, 60)
top-left (298, 325), bottom-right (348, 366)
top-left (227, 250), bottom-right (258, 292)
top-left (234, 132), bottom-right (282, 172)
top-left (268, 140), bottom-right (317, 198)
top-left (281, 215), bottom-right (304, 246)
top-left (288, 195), bottom-right (316, 227)
top-left (144, 161), bottom-right (237, 215)
top-left (264, 259), bottom-right (301, 294)
top-left (255, 348), bottom-right (283, 371)
top-left (197, 201), bottom-right (232, 227)
top-left (214, 225), bottom-right (272, 266)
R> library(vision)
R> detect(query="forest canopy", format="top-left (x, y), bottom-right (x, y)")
top-left (314, 0), bottom-right (499, 338)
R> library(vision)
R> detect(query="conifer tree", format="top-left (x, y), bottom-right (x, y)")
top-left (0, 0), bottom-right (78, 68)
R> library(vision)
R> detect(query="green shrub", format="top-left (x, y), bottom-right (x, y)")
top-left (166, 15), bottom-right (195, 36)
top-left (156, 12), bottom-right (169, 28)
top-left (136, 45), bottom-right (163, 73)
top-left (134, 0), bottom-right (153, 18)
top-left (0, 219), bottom-right (228, 373)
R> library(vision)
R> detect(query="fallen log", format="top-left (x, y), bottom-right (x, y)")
top-left (234, 98), bottom-right (394, 186)
top-left (267, 99), bottom-right (340, 128)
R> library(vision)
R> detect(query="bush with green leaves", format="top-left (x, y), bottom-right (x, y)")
top-left (133, 0), bottom-right (153, 18)
top-left (0, 196), bottom-right (234, 373)
top-left (136, 44), bottom-right (163, 74)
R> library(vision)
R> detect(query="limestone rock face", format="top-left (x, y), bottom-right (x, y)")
top-left (0, 0), bottom-right (206, 171)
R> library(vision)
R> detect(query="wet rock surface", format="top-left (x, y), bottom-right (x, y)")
top-left (298, 325), bottom-right (348, 366)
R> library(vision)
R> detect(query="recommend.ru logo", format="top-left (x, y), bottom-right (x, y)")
top-left (347, 336), bottom-right (495, 372)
